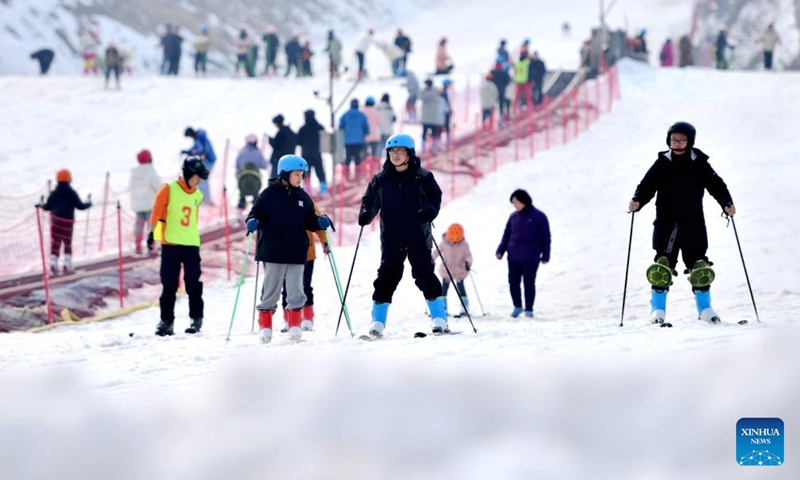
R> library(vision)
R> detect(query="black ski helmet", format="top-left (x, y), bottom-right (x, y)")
top-left (666, 121), bottom-right (696, 148)
top-left (182, 156), bottom-right (209, 181)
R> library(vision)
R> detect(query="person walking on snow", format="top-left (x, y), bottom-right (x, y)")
top-left (357, 133), bottom-right (447, 338)
top-left (129, 149), bottom-right (162, 255)
top-left (659, 38), bottom-right (675, 67)
top-left (235, 134), bottom-right (268, 213)
top-left (760, 23), bottom-right (781, 70)
top-left (404, 70), bottom-right (420, 123)
top-left (376, 93), bottom-right (397, 152)
top-left (104, 41), bottom-right (122, 89)
top-left (182, 126), bottom-right (217, 204)
top-left (42, 169), bottom-right (92, 275)
top-left (325, 30), bottom-right (343, 77)
top-left (234, 28), bottom-right (254, 76)
top-left (480, 72), bottom-right (499, 124)
top-left (362, 96), bottom-right (383, 168)
top-left (263, 26), bottom-right (280, 75)
top-left (268, 114), bottom-right (297, 179)
top-left (418, 78), bottom-right (445, 153)
top-left (245, 155), bottom-right (332, 343)
top-left (148, 157), bottom-right (209, 336)
top-left (431, 223), bottom-right (473, 317)
top-left (496, 189), bottom-right (550, 318)
top-left (629, 122), bottom-right (736, 325)
top-left (284, 34), bottom-right (302, 77)
top-left (338, 98), bottom-right (369, 181)
top-left (194, 25), bottom-right (211, 75)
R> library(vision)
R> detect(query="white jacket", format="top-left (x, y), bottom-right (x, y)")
top-left (355, 32), bottom-right (373, 53)
top-left (376, 101), bottom-right (396, 135)
top-left (129, 164), bottom-right (163, 213)
top-left (480, 81), bottom-right (499, 110)
top-left (761, 28), bottom-right (781, 51)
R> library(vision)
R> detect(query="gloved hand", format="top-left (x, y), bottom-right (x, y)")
top-left (147, 231), bottom-right (155, 251)
top-left (465, 262), bottom-right (470, 271)
top-left (418, 206), bottom-right (436, 223)
top-left (85, 202), bottom-right (93, 208)
top-left (318, 214), bottom-right (332, 230)
top-left (181, 149), bottom-right (191, 155)
top-left (322, 243), bottom-right (331, 255)
top-left (358, 210), bottom-right (371, 227)
top-left (246, 218), bottom-right (259, 234)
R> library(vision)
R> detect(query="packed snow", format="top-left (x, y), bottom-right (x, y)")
top-left (2, 0), bottom-right (799, 478)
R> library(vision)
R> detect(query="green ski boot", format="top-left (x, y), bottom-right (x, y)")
top-left (646, 256), bottom-right (677, 288)
top-left (686, 259), bottom-right (715, 288)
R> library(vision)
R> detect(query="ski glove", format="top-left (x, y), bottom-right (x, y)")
top-left (418, 206), bottom-right (437, 223)
top-left (465, 262), bottom-right (470, 271)
top-left (246, 218), bottom-right (259, 234)
top-left (318, 215), bottom-right (332, 230)
top-left (358, 211), bottom-right (371, 226)
top-left (147, 231), bottom-right (155, 251)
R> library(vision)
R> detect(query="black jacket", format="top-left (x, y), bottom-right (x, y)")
top-left (359, 156), bottom-right (442, 253)
top-left (633, 148), bottom-right (733, 229)
top-left (395, 35), bottom-right (412, 53)
top-left (529, 59), bottom-right (546, 85)
top-left (247, 179), bottom-right (321, 264)
top-left (296, 112), bottom-right (324, 157)
top-left (269, 125), bottom-right (297, 163)
top-left (43, 183), bottom-right (91, 220)
top-left (489, 67), bottom-right (511, 96)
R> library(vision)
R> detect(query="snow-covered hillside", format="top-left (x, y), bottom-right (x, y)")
top-left (2, 0), bottom-right (800, 478)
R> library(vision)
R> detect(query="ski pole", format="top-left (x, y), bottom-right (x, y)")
top-left (467, 271), bottom-right (487, 316)
top-left (250, 260), bottom-right (260, 333)
top-left (335, 226), bottom-right (363, 337)
top-left (620, 211), bottom-right (635, 327)
top-left (730, 216), bottom-right (760, 323)
top-left (432, 234), bottom-right (477, 333)
top-left (225, 233), bottom-right (254, 344)
top-left (327, 246), bottom-right (354, 336)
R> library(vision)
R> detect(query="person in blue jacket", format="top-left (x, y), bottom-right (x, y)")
top-left (183, 126), bottom-right (217, 204)
top-left (245, 155), bottom-right (332, 344)
top-left (357, 133), bottom-right (447, 338)
top-left (496, 189), bottom-right (551, 318)
top-left (338, 98), bottom-right (369, 181)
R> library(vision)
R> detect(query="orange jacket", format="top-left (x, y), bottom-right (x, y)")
top-left (149, 177), bottom-right (198, 245)
top-left (307, 203), bottom-right (328, 261)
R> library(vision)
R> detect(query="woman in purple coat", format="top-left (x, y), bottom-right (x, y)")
top-left (496, 189), bottom-right (551, 318)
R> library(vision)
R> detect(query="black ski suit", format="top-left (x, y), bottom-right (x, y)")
top-left (632, 148), bottom-right (733, 278)
top-left (359, 155), bottom-right (443, 303)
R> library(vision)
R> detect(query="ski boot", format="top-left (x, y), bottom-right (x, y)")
top-left (368, 302), bottom-right (389, 338)
top-left (454, 297), bottom-right (469, 318)
top-left (185, 318), bottom-right (202, 334)
top-left (686, 259), bottom-right (715, 288)
top-left (301, 305), bottom-right (314, 331)
top-left (258, 310), bottom-right (274, 344)
top-left (62, 254), bottom-right (75, 275)
top-left (511, 307), bottom-right (524, 318)
top-left (427, 297), bottom-right (449, 334)
top-left (49, 254), bottom-right (59, 276)
top-left (286, 308), bottom-right (303, 342)
top-left (650, 288), bottom-right (668, 325)
top-left (646, 256), bottom-right (677, 288)
top-left (525, 310), bottom-right (534, 318)
top-left (155, 320), bottom-right (174, 337)
top-left (694, 289), bottom-right (721, 324)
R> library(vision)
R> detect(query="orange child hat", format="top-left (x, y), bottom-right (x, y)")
top-left (56, 168), bottom-right (72, 183)
top-left (446, 223), bottom-right (464, 243)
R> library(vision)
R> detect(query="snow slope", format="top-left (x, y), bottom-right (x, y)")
top-left (3, 0), bottom-right (800, 478)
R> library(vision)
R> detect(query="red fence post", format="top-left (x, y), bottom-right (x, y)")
top-left (463, 76), bottom-right (471, 124)
top-left (116, 201), bottom-right (124, 308)
top-left (545, 96), bottom-right (551, 150)
top-left (595, 77), bottom-right (601, 121)
top-left (223, 186), bottom-right (231, 281)
top-left (35, 206), bottom-right (54, 324)
top-left (98, 171), bottom-right (110, 251)
top-left (491, 121), bottom-right (497, 172)
top-left (573, 87), bottom-right (579, 139)
top-left (528, 108), bottom-right (535, 158)
top-left (450, 122), bottom-right (457, 201)
top-left (514, 117), bottom-right (519, 162)
top-left (607, 68), bottom-right (614, 112)
top-left (337, 180), bottom-right (343, 246)
top-left (219, 138), bottom-right (230, 219)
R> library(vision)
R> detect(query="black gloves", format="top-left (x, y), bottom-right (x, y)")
top-left (465, 262), bottom-right (471, 271)
top-left (147, 231), bottom-right (155, 251)
top-left (418, 206), bottom-right (436, 223)
top-left (358, 210), bottom-right (371, 226)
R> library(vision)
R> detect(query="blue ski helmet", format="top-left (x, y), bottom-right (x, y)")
top-left (199, 24), bottom-right (209, 34)
top-left (365, 95), bottom-right (376, 106)
top-left (385, 133), bottom-right (415, 151)
top-left (442, 78), bottom-right (452, 87)
top-left (277, 154), bottom-right (309, 175)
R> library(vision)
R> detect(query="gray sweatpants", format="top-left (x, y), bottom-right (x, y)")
top-left (257, 262), bottom-right (306, 311)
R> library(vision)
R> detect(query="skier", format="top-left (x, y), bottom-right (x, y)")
top-left (529, 51), bottom-right (546, 105)
top-left (182, 126), bottom-right (217, 204)
top-left (42, 169), bottom-right (92, 275)
top-left (629, 122), bottom-right (735, 325)
top-left (279, 201), bottom-right (330, 332)
top-left (268, 114), bottom-right (297, 179)
top-left (234, 28), bottom-right (254, 76)
top-left (338, 98), bottom-right (369, 181)
top-left (284, 34), bottom-right (302, 77)
top-left (354, 28), bottom-right (374, 79)
top-left (162, 25), bottom-right (183, 75)
top-left (129, 149), bottom-right (162, 255)
top-left (496, 189), bottom-right (551, 318)
top-left (489, 59), bottom-right (511, 120)
top-left (418, 78), bottom-right (445, 153)
top-left (480, 72), bottom-right (499, 124)
top-left (194, 24), bottom-right (211, 75)
top-left (357, 133), bottom-right (447, 337)
top-left (245, 155), bottom-right (332, 343)
top-left (678, 35), bottom-right (694, 67)
top-left (80, 28), bottom-right (100, 75)
top-left (659, 39), bottom-right (675, 67)
top-left (235, 134), bottom-right (268, 213)
top-left (104, 41), bottom-right (122, 89)
top-left (431, 223), bottom-right (473, 317)
top-left (148, 157), bottom-right (209, 336)
top-left (760, 23), bottom-right (781, 70)
top-left (435, 37), bottom-right (453, 74)
top-left (362, 96), bottom-right (383, 169)
top-left (300, 40), bottom-right (314, 76)
top-left (263, 26), bottom-right (280, 76)
top-left (394, 29), bottom-right (412, 76)
top-left (325, 30), bottom-right (343, 77)
top-left (296, 109), bottom-right (327, 195)
top-left (404, 70), bottom-right (420, 123)
top-left (376, 93), bottom-right (397, 152)
top-left (496, 39), bottom-right (510, 64)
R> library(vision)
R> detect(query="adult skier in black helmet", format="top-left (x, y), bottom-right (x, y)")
top-left (628, 121), bottom-right (736, 325)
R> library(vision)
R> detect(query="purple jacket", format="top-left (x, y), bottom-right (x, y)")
top-left (496, 205), bottom-right (551, 263)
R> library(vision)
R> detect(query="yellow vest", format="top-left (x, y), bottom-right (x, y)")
top-left (154, 181), bottom-right (204, 246)
top-left (514, 58), bottom-right (530, 83)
